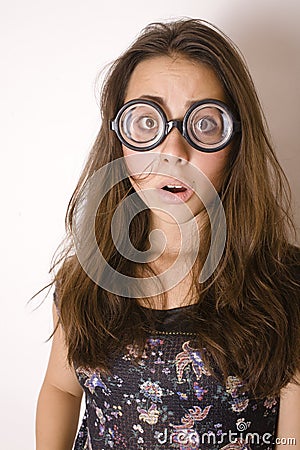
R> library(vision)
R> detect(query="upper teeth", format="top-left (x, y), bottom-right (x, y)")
top-left (166, 185), bottom-right (183, 188)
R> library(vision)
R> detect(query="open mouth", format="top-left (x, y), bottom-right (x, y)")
top-left (162, 185), bottom-right (187, 194)
top-left (158, 181), bottom-right (193, 204)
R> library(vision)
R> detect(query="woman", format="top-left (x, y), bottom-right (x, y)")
top-left (36, 19), bottom-right (300, 449)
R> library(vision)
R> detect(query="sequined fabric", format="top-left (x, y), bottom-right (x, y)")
top-left (73, 306), bottom-right (279, 449)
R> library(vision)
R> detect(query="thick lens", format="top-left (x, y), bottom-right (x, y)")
top-left (119, 103), bottom-right (164, 149)
top-left (187, 104), bottom-right (233, 149)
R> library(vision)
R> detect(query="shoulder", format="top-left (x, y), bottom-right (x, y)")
top-left (41, 304), bottom-right (83, 397)
top-left (276, 372), bottom-right (300, 446)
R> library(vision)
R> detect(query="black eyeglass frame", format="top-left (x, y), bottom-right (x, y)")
top-left (110, 98), bottom-right (241, 153)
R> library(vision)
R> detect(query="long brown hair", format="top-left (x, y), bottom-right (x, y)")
top-left (52, 19), bottom-right (300, 398)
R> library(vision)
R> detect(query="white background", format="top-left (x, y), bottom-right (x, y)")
top-left (1, 0), bottom-right (299, 448)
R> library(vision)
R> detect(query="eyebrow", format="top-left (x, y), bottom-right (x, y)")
top-left (137, 95), bottom-right (197, 109)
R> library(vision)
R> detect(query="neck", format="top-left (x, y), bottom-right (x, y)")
top-left (136, 211), bottom-right (207, 309)
top-left (147, 210), bottom-right (206, 261)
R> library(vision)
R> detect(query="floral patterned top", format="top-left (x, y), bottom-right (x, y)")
top-left (73, 306), bottom-right (279, 450)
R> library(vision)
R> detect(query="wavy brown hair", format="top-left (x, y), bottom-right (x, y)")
top-left (52, 18), bottom-right (300, 398)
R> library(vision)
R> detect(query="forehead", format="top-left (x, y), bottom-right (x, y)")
top-left (124, 55), bottom-right (226, 108)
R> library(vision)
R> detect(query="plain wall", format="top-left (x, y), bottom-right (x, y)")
top-left (1, 0), bottom-right (299, 448)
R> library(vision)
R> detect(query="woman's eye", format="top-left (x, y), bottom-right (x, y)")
top-left (138, 116), bottom-right (157, 130)
top-left (196, 116), bottom-right (218, 133)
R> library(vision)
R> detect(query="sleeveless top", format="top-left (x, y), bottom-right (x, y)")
top-left (73, 305), bottom-right (279, 450)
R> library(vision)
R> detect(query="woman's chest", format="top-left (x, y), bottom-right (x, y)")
top-left (76, 335), bottom-right (279, 450)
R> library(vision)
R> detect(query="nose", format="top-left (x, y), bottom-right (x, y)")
top-left (159, 126), bottom-right (190, 165)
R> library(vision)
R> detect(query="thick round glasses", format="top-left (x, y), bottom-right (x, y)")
top-left (110, 98), bottom-right (241, 153)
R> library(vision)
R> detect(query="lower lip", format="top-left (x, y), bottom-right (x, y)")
top-left (157, 188), bottom-right (194, 204)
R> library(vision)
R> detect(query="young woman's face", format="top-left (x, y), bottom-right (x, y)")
top-left (122, 55), bottom-right (230, 222)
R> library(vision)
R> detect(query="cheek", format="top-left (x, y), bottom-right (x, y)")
top-left (121, 146), bottom-right (151, 191)
top-left (122, 146), bottom-right (140, 181)
top-left (193, 148), bottom-right (229, 188)
top-left (122, 146), bottom-right (158, 183)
